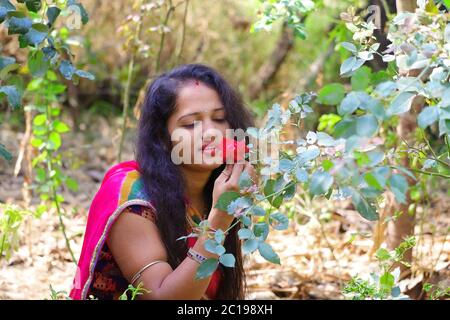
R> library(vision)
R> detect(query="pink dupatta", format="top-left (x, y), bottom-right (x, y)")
top-left (69, 160), bottom-right (221, 300)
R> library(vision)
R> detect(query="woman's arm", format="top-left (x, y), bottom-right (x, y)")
top-left (106, 208), bottom-right (227, 300)
top-left (107, 162), bottom-right (255, 300)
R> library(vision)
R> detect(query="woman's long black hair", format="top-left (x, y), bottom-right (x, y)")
top-left (135, 63), bottom-right (254, 299)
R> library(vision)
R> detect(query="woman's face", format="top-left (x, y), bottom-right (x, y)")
top-left (167, 80), bottom-right (231, 171)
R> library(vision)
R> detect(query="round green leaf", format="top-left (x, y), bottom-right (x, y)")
top-left (309, 171), bottom-right (334, 196)
top-left (219, 253), bottom-right (235, 267)
top-left (258, 242), bottom-right (280, 264)
top-left (356, 114), bottom-right (378, 137)
top-left (317, 83), bottom-right (345, 106)
top-left (195, 258), bottom-right (219, 280)
top-left (417, 106), bottom-right (439, 128)
top-left (242, 239), bottom-right (259, 255)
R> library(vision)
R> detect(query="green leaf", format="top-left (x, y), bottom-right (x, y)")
top-left (380, 272), bottom-right (395, 293)
top-left (351, 66), bottom-right (372, 91)
top-left (48, 132), bottom-right (61, 150)
top-left (0, 85), bottom-right (21, 109)
top-left (237, 228), bottom-right (253, 240)
top-left (69, 1), bottom-right (89, 24)
top-left (296, 147), bottom-right (320, 165)
top-left (59, 60), bottom-right (75, 80)
top-left (322, 159), bottom-right (334, 171)
top-left (417, 106), bottom-right (439, 128)
top-left (240, 215), bottom-right (252, 227)
top-left (25, 0), bottom-right (41, 13)
top-left (7, 11), bottom-right (32, 34)
top-left (0, 142), bottom-right (13, 161)
top-left (279, 158), bottom-right (294, 172)
top-left (317, 83), bottom-right (346, 106)
top-left (33, 114), bottom-right (46, 126)
top-left (214, 245), bottom-right (226, 256)
top-left (309, 171), bottom-right (334, 196)
top-left (269, 212), bottom-right (289, 230)
top-left (0, 62), bottom-right (20, 80)
top-left (334, 117), bottom-right (357, 138)
top-left (258, 242), bottom-right (280, 264)
top-left (35, 167), bottom-right (46, 183)
top-left (295, 167), bottom-right (308, 182)
top-left (219, 254), bottom-right (235, 267)
top-left (356, 114), bottom-right (378, 137)
top-left (214, 229), bottom-right (225, 244)
top-left (351, 188), bottom-right (378, 221)
top-left (53, 120), bottom-right (70, 133)
top-left (204, 239), bottom-right (218, 254)
top-left (238, 170), bottom-right (253, 190)
top-left (28, 50), bottom-right (48, 77)
top-left (253, 223), bottom-right (269, 241)
top-left (0, 0), bottom-right (14, 9)
top-left (74, 69), bottom-right (95, 80)
top-left (386, 92), bottom-right (416, 116)
top-left (375, 81), bottom-right (397, 97)
top-left (46, 6), bottom-right (60, 26)
top-left (251, 206), bottom-right (266, 216)
top-left (0, 55), bottom-right (15, 69)
top-left (66, 176), bottom-right (78, 192)
top-left (214, 191), bottom-right (240, 211)
top-left (389, 174), bottom-right (408, 204)
top-left (195, 258), bottom-right (219, 280)
top-left (340, 42), bottom-right (357, 53)
top-left (364, 173), bottom-right (383, 190)
top-left (376, 248), bottom-right (391, 261)
top-left (340, 56), bottom-right (365, 77)
top-left (25, 23), bottom-right (48, 46)
top-left (242, 239), bottom-right (259, 255)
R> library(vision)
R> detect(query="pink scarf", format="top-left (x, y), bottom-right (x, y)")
top-left (69, 160), bottom-right (221, 299)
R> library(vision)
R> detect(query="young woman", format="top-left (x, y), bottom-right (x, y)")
top-left (69, 64), bottom-right (256, 300)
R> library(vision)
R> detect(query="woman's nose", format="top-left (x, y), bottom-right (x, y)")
top-left (201, 118), bottom-right (216, 132)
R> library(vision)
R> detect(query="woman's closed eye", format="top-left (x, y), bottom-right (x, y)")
top-left (182, 119), bottom-right (226, 128)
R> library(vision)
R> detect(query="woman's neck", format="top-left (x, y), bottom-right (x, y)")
top-left (180, 166), bottom-right (212, 214)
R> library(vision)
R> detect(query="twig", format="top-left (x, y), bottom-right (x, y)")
top-left (175, 0), bottom-right (189, 65)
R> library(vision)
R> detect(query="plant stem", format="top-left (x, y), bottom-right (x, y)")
top-left (118, 0), bottom-right (145, 162)
top-left (408, 167), bottom-right (450, 179)
top-left (156, 0), bottom-right (174, 73)
top-left (52, 184), bottom-right (77, 265)
top-left (44, 96), bottom-right (77, 265)
top-left (175, 0), bottom-right (189, 65)
top-left (117, 57), bottom-right (135, 162)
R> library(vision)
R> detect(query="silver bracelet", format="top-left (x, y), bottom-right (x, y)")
top-left (130, 260), bottom-right (165, 286)
top-left (187, 247), bottom-right (207, 264)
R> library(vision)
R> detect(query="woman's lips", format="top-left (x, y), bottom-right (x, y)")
top-left (201, 142), bottom-right (216, 151)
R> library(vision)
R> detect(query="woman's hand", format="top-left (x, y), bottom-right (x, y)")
top-left (208, 161), bottom-right (258, 231)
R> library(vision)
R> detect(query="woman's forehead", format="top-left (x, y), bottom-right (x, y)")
top-left (175, 82), bottom-right (223, 115)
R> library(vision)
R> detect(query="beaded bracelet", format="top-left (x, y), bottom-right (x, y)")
top-left (187, 247), bottom-right (207, 264)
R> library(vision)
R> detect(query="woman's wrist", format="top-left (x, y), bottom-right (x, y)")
top-left (207, 208), bottom-right (233, 232)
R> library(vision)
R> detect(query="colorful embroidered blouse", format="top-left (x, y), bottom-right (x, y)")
top-left (86, 203), bottom-right (223, 300)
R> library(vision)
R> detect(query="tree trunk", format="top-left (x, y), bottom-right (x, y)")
top-left (248, 22), bottom-right (295, 101)
top-left (385, 0), bottom-right (418, 278)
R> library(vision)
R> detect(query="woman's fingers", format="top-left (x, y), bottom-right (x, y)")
top-left (244, 161), bottom-right (258, 185)
top-left (217, 164), bottom-right (233, 182)
top-left (227, 163), bottom-right (244, 190)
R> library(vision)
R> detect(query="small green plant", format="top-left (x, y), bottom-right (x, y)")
top-left (47, 284), bottom-right (71, 300)
top-left (119, 282), bottom-right (150, 300)
top-left (342, 237), bottom-right (416, 300)
top-left (0, 203), bottom-right (34, 261)
top-left (423, 282), bottom-right (450, 300)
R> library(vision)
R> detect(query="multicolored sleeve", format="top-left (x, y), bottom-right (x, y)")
top-left (122, 204), bottom-right (156, 222)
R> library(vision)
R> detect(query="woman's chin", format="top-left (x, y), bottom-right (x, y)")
top-left (181, 160), bottom-right (223, 172)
